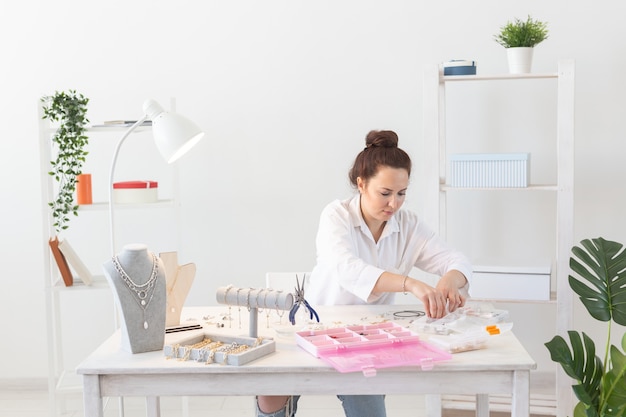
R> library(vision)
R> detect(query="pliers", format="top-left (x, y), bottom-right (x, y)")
top-left (289, 274), bottom-right (320, 325)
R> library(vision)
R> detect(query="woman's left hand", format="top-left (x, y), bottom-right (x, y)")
top-left (436, 270), bottom-right (468, 312)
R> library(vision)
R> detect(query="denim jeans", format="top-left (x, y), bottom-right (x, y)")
top-left (256, 395), bottom-right (386, 417)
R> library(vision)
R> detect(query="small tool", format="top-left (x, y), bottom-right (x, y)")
top-left (289, 274), bottom-right (320, 325)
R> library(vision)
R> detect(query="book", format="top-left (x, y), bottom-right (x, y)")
top-left (443, 59), bottom-right (475, 67)
top-left (57, 238), bottom-right (93, 285)
top-left (48, 237), bottom-right (73, 286)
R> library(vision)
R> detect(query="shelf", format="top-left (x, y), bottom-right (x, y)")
top-left (76, 199), bottom-right (176, 211)
top-left (469, 293), bottom-right (557, 304)
top-left (88, 125), bottom-right (151, 133)
top-left (442, 371), bottom-right (556, 415)
top-left (49, 275), bottom-right (110, 292)
top-left (424, 60), bottom-right (575, 417)
top-left (42, 125), bottom-right (151, 135)
top-left (39, 99), bottom-right (182, 417)
top-left (441, 72), bottom-right (558, 82)
top-left (440, 184), bottom-right (558, 192)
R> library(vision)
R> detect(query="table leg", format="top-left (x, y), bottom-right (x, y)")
top-left (182, 396), bottom-right (190, 417)
top-left (511, 370), bottom-right (530, 417)
top-left (476, 394), bottom-right (489, 417)
top-left (425, 394), bottom-right (442, 417)
top-left (82, 375), bottom-right (104, 417)
top-left (146, 396), bottom-right (161, 417)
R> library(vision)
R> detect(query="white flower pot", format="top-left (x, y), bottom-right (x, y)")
top-left (506, 47), bottom-right (534, 74)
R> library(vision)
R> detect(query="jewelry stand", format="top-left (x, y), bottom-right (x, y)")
top-left (103, 244), bottom-right (166, 354)
top-left (160, 251), bottom-right (196, 327)
top-left (216, 286), bottom-right (294, 338)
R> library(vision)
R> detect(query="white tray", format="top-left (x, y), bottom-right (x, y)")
top-left (163, 332), bottom-right (275, 366)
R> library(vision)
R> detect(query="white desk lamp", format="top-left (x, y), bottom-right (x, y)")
top-left (108, 99), bottom-right (204, 255)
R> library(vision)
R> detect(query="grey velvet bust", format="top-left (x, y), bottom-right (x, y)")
top-left (103, 244), bottom-right (166, 353)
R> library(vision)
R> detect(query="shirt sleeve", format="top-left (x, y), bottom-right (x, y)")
top-left (315, 201), bottom-right (384, 302)
top-left (409, 218), bottom-right (473, 284)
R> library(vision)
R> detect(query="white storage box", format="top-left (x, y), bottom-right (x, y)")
top-left (449, 153), bottom-right (529, 188)
top-left (469, 265), bottom-right (551, 301)
top-left (113, 180), bottom-right (158, 204)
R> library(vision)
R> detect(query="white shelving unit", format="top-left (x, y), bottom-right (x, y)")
top-left (423, 60), bottom-right (575, 417)
top-left (38, 100), bottom-right (182, 416)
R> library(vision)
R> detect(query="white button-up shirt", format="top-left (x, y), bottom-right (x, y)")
top-left (306, 194), bottom-right (472, 305)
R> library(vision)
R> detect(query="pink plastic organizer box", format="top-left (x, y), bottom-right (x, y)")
top-left (295, 322), bottom-right (451, 377)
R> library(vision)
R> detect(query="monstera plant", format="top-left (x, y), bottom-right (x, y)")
top-left (545, 237), bottom-right (626, 417)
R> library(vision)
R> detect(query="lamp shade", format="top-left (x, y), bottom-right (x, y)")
top-left (143, 99), bottom-right (205, 164)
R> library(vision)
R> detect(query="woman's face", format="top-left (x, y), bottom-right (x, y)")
top-left (357, 166), bottom-right (409, 227)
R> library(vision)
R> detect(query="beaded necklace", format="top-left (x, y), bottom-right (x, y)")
top-left (112, 253), bottom-right (159, 330)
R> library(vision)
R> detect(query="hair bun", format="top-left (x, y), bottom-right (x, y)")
top-left (365, 130), bottom-right (399, 149)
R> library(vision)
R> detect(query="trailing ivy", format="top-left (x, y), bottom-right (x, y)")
top-left (41, 90), bottom-right (89, 233)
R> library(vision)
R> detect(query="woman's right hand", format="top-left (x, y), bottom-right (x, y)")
top-left (404, 278), bottom-right (448, 319)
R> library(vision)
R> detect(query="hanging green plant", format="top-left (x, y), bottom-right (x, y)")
top-left (41, 90), bottom-right (90, 233)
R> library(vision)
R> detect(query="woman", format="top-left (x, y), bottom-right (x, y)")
top-left (257, 129), bottom-right (472, 417)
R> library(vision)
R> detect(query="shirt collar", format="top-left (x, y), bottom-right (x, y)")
top-left (349, 194), bottom-right (400, 240)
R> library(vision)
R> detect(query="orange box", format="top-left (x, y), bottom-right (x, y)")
top-left (76, 173), bottom-right (92, 205)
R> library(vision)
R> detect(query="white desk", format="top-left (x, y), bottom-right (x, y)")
top-left (77, 305), bottom-right (536, 417)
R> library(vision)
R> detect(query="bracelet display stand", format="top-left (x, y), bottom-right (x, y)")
top-left (215, 285), bottom-right (294, 338)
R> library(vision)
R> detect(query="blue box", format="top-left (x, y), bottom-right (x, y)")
top-left (443, 60), bottom-right (476, 76)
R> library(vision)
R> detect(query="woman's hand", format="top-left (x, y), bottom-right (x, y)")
top-left (436, 270), bottom-right (468, 313)
top-left (404, 279), bottom-right (448, 319)
top-left (374, 271), bottom-right (467, 319)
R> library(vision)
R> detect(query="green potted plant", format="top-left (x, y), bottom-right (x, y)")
top-left (494, 15), bottom-right (549, 74)
top-left (41, 90), bottom-right (90, 233)
top-left (545, 237), bottom-right (626, 417)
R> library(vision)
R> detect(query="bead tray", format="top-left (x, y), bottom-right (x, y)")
top-left (427, 332), bottom-right (490, 353)
top-left (295, 322), bottom-right (451, 376)
top-left (163, 332), bottom-right (275, 366)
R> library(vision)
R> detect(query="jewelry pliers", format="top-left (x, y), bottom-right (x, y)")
top-left (289, 274), bottom-right (320, 325)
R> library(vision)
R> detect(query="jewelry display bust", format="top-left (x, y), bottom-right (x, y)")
top-left (103, 243), bottom-right (166, 353)
top-left (160, 251), bottom-right (196, 327)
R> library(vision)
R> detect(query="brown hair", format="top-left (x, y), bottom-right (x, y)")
top-left (348, 130), bottom-right (412, 187)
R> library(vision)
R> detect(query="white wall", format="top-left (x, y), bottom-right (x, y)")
top-left (1, 0), bottom-right (625, 379)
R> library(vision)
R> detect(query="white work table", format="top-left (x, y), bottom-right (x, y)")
top-left (77, 304), bottom-right (536, 417)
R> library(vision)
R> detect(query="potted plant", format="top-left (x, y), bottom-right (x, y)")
top-left (494, 15), bottom-right (549, 74)
top-left (41, 90), bottom-right (90, 233)
top-left (545, 237), bottom-right (626, 417)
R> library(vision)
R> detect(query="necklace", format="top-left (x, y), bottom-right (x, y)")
top-left (112, 253), bottom-right (159, 330)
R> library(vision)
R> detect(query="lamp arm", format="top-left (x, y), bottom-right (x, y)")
top-left (108, 116), bottom-right (150, 256)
